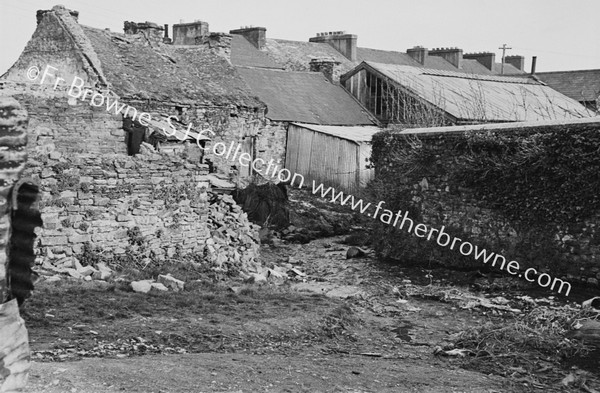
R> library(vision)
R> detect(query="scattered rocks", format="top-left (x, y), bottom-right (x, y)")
top-left (131, 280), bottom-right (153, 294)
top-left (150, 283), bottom-right (169, 292)
top-left (346, 246), bottom-right (366, 259)
top-left (158, 274), bottom-right (184, 292)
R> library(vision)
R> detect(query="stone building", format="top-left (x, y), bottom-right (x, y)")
top-left (0, 6), bottom-right (261, 270)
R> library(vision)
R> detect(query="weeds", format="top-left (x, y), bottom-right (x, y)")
top-left (452, 306), bottom-right (599, 377)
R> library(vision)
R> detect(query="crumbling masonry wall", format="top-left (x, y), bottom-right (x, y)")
top-left (370, 121), bottom-right (600, 289)
top-left (25, 151), bottom-right (260, 272)
top-left (0, 84), bottom-right (261, 273)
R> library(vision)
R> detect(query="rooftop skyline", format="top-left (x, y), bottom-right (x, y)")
top-left (1, 0), bottom-right (599, 75)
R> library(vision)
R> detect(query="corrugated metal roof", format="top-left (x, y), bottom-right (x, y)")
top-left (536, 69), bottom-right (600, 102)
top-left (291, 122), bottom-right (381, 144)
top-left (363, 62), bottom-right (593, 122)
top-left (237, 67), bottom-right (375, 125)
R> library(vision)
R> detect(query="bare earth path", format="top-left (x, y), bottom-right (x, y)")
top-left (21, 236), bottom-right (579, 393)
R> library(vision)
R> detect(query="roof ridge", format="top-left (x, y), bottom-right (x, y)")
top-left (50, 6), bottom-right (108, 88)
top-left (536, 69), bottom-right (600, 75)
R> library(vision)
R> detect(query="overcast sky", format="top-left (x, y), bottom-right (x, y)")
top-left (1, 0), bottom-right (599, 75)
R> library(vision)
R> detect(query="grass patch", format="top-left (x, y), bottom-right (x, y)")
top-left (450, 306), bottom-right (599, 383)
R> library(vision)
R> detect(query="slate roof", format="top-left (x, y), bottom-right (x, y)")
top-left (236, 67), bottom-right (375, 125)
top-left (461, 59), bottom-right (494, 75)
top-left (291, 122), bottom-right (381, 144)
top-left (349, 62), bottom-right (593, 122)
top-left (230, 35), bottom-right (282, 69)
top-left (264, 39), bottom-right (353, 72)
top-left (355, 48), bottom-right (420, 67)
top-left (82, 26), bottom-right (261, 106)
top-left (536, 69), bottom-right (600, 103)
top-left (493, 62), bottom-right (525, 75)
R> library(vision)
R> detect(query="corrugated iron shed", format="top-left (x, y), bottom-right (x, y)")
top-left (290, 122), bottom-right (380, 143)
top-left (286, 123), bottom-right (380, 193)
top-left (354, 62), bottom-right (593, 122)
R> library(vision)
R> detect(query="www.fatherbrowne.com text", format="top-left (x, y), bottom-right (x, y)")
top-left (309, 181), bottom-right (572, 296)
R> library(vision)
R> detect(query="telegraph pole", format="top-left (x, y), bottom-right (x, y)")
top-left (498, 44), bottom-right (512, 74)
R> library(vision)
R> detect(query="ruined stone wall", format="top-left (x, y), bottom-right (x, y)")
top-left (0, 84), bottom-right (261, 272)
top-left (129, 100), bottom-right (288, 179)
top-left (370, 121), bottom-right (600, 289)
top-left (1, 83), bottom-right (126, 155)
top-left (25, 151), bottom-right (209, 259)
top-left (25, 151), bottom-right (260, 271)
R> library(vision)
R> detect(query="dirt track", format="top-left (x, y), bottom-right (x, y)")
top-left (20, 236), bottom-right (597, 392)
top-left (25, 351), bottom-right (505, 393)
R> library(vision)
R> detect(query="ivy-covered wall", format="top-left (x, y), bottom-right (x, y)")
top-left (369, 120), bottom-right (600, 288)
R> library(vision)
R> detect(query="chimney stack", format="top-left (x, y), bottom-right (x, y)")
top-left (531, 56), bottom-right (537, 74)
top-left (463, 52), bottom-right (495, 71)
top-left (172, 21), bottom-right (209, 45)
top-left (429, 47), bottom-right (463, 69)
top-left (309, 31), bottom-right (357, 61)
top-left (124, 21), bottom-right (165, 45)
top-left (229, 27), bottom-right (267, 50)
top-left (37, 5), bottom-right (79, 24)
top-left (505, 55), bottom-right (525, 71)
top-left (407, 46), bottom-right (428, 65)
top-left (309, 57), bottom-right (341, 83)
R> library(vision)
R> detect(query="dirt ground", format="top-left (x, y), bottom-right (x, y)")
top-left (20, 236), bottom-right (599, 393)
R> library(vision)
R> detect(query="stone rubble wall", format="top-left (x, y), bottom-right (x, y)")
top-left (370, 122), bottom-right (600, 289)
top-left (25, 151), bottom-right (261, 273)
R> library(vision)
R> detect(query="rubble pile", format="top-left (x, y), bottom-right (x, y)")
top-left (204, 193), bottom-right (262, 274)
top-left (38, 258), bottom-right (113, 283)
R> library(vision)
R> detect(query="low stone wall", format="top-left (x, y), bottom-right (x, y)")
top-left (369, 119), bottom-right (600, 288)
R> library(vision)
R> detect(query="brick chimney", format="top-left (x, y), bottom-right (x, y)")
top-left (310, 57), bottom-right (341, 83)
top-left (229, 27), bottom-right (266, 49)
top-left (429, 47), bottom-right (463, 69)
top-left (124, 21), bottom-right (165, 46)
top-left (463, 52), bottom-right (496, 71)
top-left (172, 21), bottom-right (209, 45)
top-left (407, 46), bottom-right (428, 65)
top-left (309, 31), bottom-right (357, 61)
top-left (505, 55), bottom-right (525, 71)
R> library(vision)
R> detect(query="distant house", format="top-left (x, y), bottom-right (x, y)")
top-left (341, 62), bottom-right (594, 125)
top-left (286, 123), bottom-right (380, 193)
top-left (536, 69), bottom-right (600, 112)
